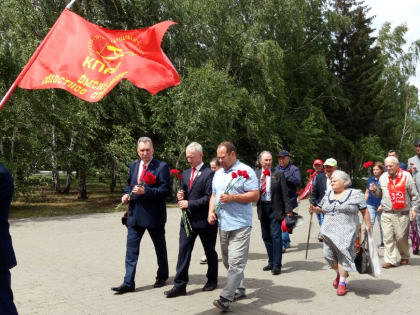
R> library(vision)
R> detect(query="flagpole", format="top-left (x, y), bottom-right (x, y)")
top-left (0, 0), bottom-right (77, 112)
top-left (66, 0), bottom-right (77, 9)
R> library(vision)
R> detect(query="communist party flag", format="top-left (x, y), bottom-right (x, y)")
top-left (13, 9), bottom-right (180, 103)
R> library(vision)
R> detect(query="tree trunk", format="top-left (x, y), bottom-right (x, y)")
top-left (10, 126), bottom-right (18, 161)
top-left (110, 159), bottom-right (116, 193)
top-left (51, 121), bottom-right (61, 193)
top-left (63, 135), bottom-right (75, 194)
top-left (78, 169), bottom-right (88, 199)
top-left (0, 136), bottom-right (3, 156)
top-left (63, 170), bottom-right (72, 194)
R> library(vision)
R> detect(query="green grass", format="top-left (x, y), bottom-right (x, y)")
top-left (10, 177), bottom-right (124, 219)
top-left (10, 176), bottom-right (178, 219)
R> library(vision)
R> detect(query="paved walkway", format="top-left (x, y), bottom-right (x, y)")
top-left (10, 200), bottom-right (420, 314)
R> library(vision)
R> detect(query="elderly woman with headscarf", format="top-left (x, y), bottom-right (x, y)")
top-left (311, 170), bottom-right (371, 296)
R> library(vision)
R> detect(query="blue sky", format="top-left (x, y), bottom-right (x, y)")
top-left (365, 0), bottom-right (420, 90)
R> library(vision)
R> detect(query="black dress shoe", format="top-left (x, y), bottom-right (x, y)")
top-left (111, 285), bottom-right (135, 294)
top-left (271, 268), bottom-right (281, 275)
top-left (164, 286), bottom-right (186, 298)
top-left (202, 282), bottom-right (217, 291)
top-left (262, 264), bottom-right (273, 271)
top-left (153, 279), bottom-right (167, 288)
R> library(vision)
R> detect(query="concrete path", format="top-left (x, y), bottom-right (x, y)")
top-left (10, 200), bottom-right (420, 314)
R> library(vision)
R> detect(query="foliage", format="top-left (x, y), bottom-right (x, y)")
top-left (0, 0), bottom-right (419, 205)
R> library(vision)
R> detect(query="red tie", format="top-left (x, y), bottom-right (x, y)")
top-left (139, 164), bottom-right (147, 184)
top-left (261, 173), bottom-right (267, 195)
top-left (189, 167), bottom-right (196, 189)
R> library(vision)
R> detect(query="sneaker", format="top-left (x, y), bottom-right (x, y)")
top-left (200, 255), bottom-right (207, 264)
top-left (337, 283), bottom-right (347, 296)
top-left (233, 291), bottom-right (246, 301)
top-left (213, 297), bottom-right (231, 312)
top-left (333, 274), bottom-right (340, 288)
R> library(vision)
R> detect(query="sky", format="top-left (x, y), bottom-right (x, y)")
top-left (364, 0), bottom-right (420, 90)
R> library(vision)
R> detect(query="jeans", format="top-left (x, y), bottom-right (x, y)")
top-left (282, 232), bottom-right (290, 248)
top-left (316, 213), bottom-right (324, 227)
top-left (367, 204), bottom-right (383, 244)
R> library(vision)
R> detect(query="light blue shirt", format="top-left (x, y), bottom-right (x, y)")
top-left (212, 160), bottom-right (259, 231)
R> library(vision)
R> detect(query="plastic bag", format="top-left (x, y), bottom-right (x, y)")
top-left (366, 229), bottom-right (381, 277)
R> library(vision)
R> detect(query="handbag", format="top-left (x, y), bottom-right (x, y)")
top-left (409, 220), bottom-right (420, 254)
top-left (355, 229), bottom-right (372, 274)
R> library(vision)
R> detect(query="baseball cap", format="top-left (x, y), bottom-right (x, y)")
top-left (324, 158), bottom-right (337, 167)
top-left (313, 159), bottom-right (323, 165)
top-left (278, 150), bottom-right (290, 157)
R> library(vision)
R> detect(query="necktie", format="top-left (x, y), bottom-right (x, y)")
top-left (189, 167), bottom-right (196, 189)
top-left (139, 164), bottom-right (147, 184)
top-left (261, 173), bottom-right (267, 195)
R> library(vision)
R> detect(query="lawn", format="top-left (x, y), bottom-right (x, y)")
top-left (10, 176), bottom-right (125, 219)
top-left (10, 176), bottom-right (178, 219)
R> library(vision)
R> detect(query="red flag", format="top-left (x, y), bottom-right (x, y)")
top-left (15, 9), bottom-right (180, 102)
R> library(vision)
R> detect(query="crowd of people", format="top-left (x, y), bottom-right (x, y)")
top-left (108, 137), bottom-right (420, 312)
top-left (2, 138), bottom-right (420, 313)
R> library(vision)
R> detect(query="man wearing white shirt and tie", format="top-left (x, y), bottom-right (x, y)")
top-left (256, 151), bottom-right (292, 275)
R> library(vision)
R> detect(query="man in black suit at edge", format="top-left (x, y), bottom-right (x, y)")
top-left (256, 151), bottom-right (292, 275)
top-left (112, 137), bottom-right (170, 294)
top-left (164, 142), bottom-right (218, 297)
top-left (0, 162), bottom-right (18, 314)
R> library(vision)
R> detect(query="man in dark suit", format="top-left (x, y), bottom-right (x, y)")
top-left (256, 151), bottom-right (292, 275)
top-left (112, 137), bottom-right (170, 294)
top-left (277, 150), bottom-right (301, 251)
top-left (0, 162), bottom-right (18, 315)
top-left (164, 142), bottom-right (218, 297)
top-left (310, 158), bottom-right (337, 241)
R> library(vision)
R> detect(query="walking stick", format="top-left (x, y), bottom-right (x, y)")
top-left (305, 212), bottom-right (313, 260)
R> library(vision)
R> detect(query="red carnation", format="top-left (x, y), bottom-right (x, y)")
top-left (410, 162), bottom-right (415, 166)
top-left (306, 169), bottom-right (314, 173)
top-left (241, 170), bottom-right (250, 179)
top-left (232, 172), bottom-right (238, 179)
top-left (363, 161), bottom-right (373, 169)
top-left (408, 169), bottom-right (413, 174)
top-left (263, 168), bottom-right (271, 176)
top-left (237, 170), bottom-right (243, 176)
top-left (176, 173), bottom-right (182, 180)
top-left (143, 172), bottom-right (157, 185)
top-left (170, 169), bottom-right (181, 176)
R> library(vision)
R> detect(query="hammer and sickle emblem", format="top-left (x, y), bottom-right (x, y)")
top-left (97, 44), bottom-right (130, 61)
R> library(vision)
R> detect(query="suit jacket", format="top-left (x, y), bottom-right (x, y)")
top-left (180, 165), bottom-right (214, 229)
top-left (124, 158), bottom-right (170, 228)
top-left (256, 168), bottom-right (292, 221)
top-left (277, 163), bottom-right (301, 209)
top-left (311, 172), bottom-right (327, 207)
top-left (0, 162), bottom-right (17, 271)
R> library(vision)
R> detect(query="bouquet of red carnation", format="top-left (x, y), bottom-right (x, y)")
top-left (409, 162), bottom-right (417, 174)
top-left (115, 171), bottom-right (156, 211)
top-left (215, 169), bottom-right (250, 216)
top-left (363, 161), bottom-right (374, 177)
top-left (170, 169), bottom-right (183, 191)
top-left (363, 161), bottom-right (373, 169)
top-left (170, 169), bottom-right (192, 237)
